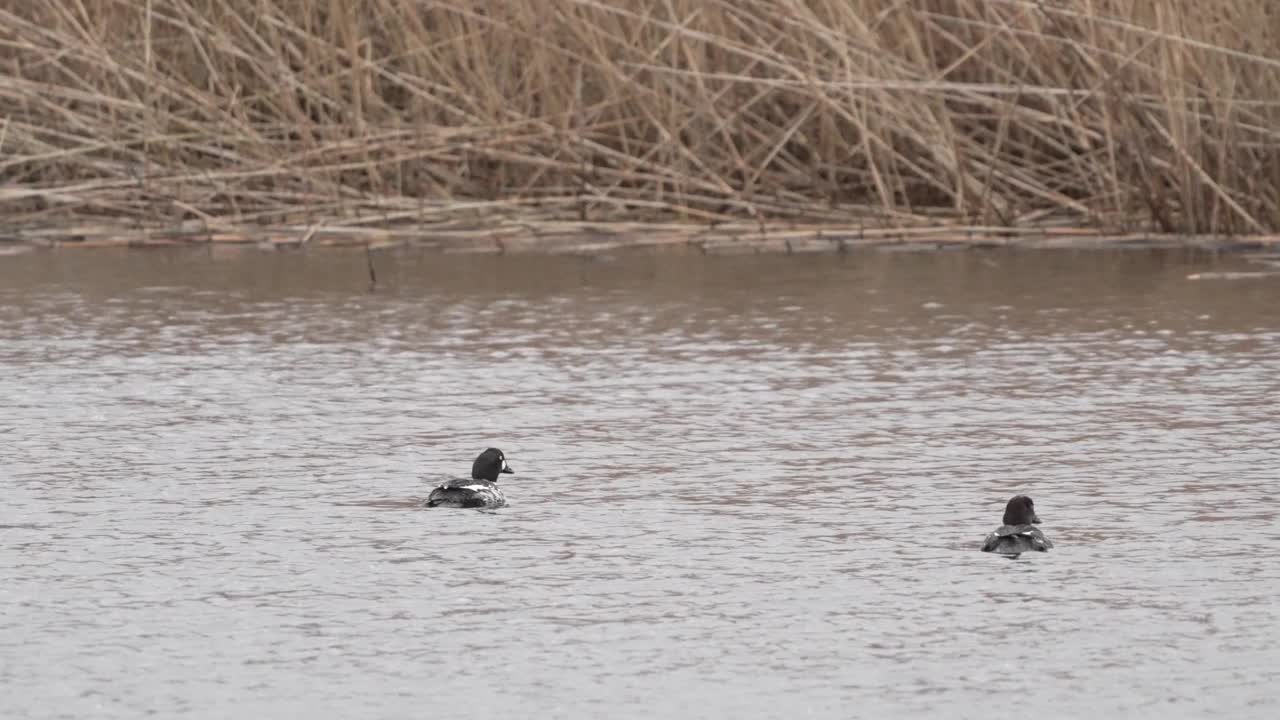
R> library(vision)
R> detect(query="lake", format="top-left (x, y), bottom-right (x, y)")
top-left (2, 246), bottom-right (1278, 719)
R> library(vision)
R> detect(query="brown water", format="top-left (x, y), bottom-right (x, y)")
top-left (2, 247), bottom-right (1279, 719)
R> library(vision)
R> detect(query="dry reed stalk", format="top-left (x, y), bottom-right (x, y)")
top-left (0, 0), bottom-right (1277, 237)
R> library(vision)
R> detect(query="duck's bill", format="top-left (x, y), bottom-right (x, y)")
top-left (502, 465), bottom-right (515, 474)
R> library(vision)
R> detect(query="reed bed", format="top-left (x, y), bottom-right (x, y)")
top-left (2, 0), bottom-right (1279, 240)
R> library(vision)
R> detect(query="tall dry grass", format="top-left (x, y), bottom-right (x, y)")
top-left (1, 0), bottom-right (1278, 234)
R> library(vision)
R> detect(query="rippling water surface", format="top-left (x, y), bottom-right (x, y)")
top-left (2, 247), bottom-right (1279, 719)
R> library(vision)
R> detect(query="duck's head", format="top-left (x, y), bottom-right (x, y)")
top-left (1002, 495), bottom-right (1041, 525)
top-left (472, 448), bottom-right (515, 482)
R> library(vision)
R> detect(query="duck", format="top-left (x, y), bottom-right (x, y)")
top-left (980, 495), bottom-right (1053, 555)
top-left (424, 448), bottom-right (515, 508)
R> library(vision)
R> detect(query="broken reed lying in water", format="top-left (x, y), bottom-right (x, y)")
top-left (1, 0), bottom-right (1278, 236)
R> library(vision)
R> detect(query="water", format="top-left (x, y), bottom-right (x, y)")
top-left (2, 247), bottom-right (1278, 719)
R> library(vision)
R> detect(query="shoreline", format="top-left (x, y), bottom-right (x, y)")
top-left (5, 222), bottom-right (1280, 256)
